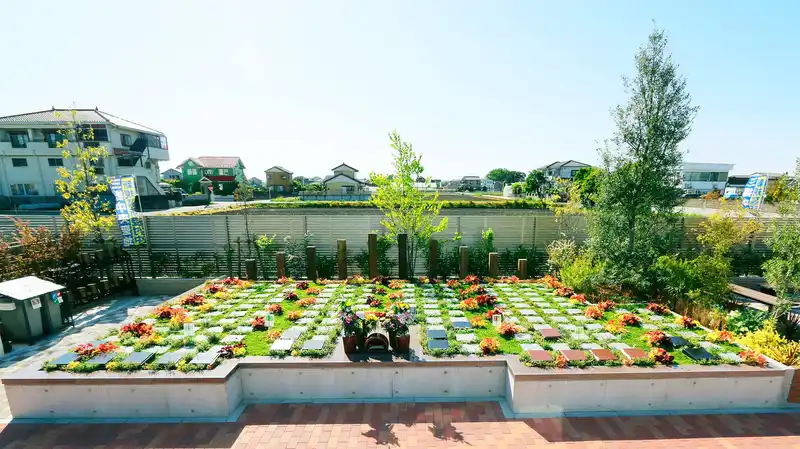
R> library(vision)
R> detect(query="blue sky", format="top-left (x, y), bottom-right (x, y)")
top-left (1, 1), bottom-right (797, 179)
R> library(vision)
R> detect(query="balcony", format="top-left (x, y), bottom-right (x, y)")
top-left (0, 141), bottom-right (64, 156)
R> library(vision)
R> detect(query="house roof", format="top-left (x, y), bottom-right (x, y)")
top-left (332, 163), bottom-right (358, 172)
top-left (265, 165), bottom-right (293, 174)
top-left (461, 175), bottom-right (481, 180)
top-left (161, 168), bottom-right (181, 175)
top-left (323, 173), bottom-right (366, 185)
top-left (177, 156), bottom-right (244, 169)
top-left (538, 160), bottom-right (591, 170)
top-left (0, 107), bottom-right (164, 135)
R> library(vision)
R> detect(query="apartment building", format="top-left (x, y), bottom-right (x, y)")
top-left (0, 108), bottom-right (168, 201)
top-left (682, 162), bottom-right (735, 194)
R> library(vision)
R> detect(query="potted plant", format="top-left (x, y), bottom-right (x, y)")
top-left (338, 301), bottom-right (361, 354)
top-left (383, 302), bottom-right (413, 352)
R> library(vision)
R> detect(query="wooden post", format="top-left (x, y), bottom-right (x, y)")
top-left (276, 251), bottom-right (286, 278)
top-left (337, 239), bottom-right (347, 280)
top-left (306, 246), bottom-right (317, 281)
top-left (245, 259), bottom-right (257, 280)
top-left (398, 233), bottom-right (408, 279)
top-left (488, 252), bottom-right (499, 277)
top-left (428, 239), bottom-right (438, 278)
top-left (459, 246), bottom-right (469, 279)
top-left (517, 258), bottom-right (528, 280)
top-left (368, 233), bottom-right (378, 279)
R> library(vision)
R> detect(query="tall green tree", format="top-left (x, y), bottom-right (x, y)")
top-left (523, 170), bottom-right (550, 197)
top-left (234, 179), bottom-right (254, 254)
top-left (54, 111), bottom-right (115, 243)
top-left (589, 28), bottom-right (698, 291)
top-left (486, 168), bottom-right (525, 185)
top-left (571, 167), bottom-right (604, 207)
top-left (370, 131), bottom-right (448, 277)
top-left (763, 159), bottom-right (800, 318)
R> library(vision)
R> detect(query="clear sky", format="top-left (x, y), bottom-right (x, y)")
top-left (1, 1), bottom-right (797, 180)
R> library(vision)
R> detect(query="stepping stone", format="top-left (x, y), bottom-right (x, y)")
top-left (236, 326), bottom-right (253, 333)
top-left (679, 331), bottom-right (698, 339)
top-left (648, 315), bottom-right (664, 322)
top-left (154, 326), bottom-right (170, 333)
top-left (642, 324), bottom-right (658, 330)
top-left (144, 345), bottom-right (170, 354)
top-left (506, 317), bottom-right (520, 324)
top-left (194, 335), bottom-right (209, 343)
top-left (550, 316), bottom-right (568, 323)
top-left (683, 347), bottom-right (714, 362)
top-left (205, 311), bottom-right (223, 317)
top-left (156, 350), bottom-right (187, 365)
top-left (662, 323), bottom-right (680, 329)
top-left (206, 326), bottom-right (224, 333)
top-left (539, 328), bottom-right (561, 340)
top-left (571, 333), bottom-right (590, 341)
top-left (590, 348), bottom-right (617, 362)
top-left (585, 323), bottom-right (603, 331)
top-left (51, 352), bottom-right (80, 365)
top-left (218, 318), bottom-right (236, 325)
top-left (615, 308), bottom-right (630, 314)
top-left (189, 350), bottom-right (219, 365)
top-left (595, 332), bottom-right (617, 341)
top-left (527, 350), bottom-right (553, 362)
top-left (230, 311), bottom-right (248, 317)
top-left (269, 297), bottom-right (283, 303)
top-left (426, 310), bottom-right (442, 316)
top-left (455, 333), bottom-right (476, 343)
top-left (621, 348), bottom-right (648, 360)
top-left (316, 326), bottom-right (332, 333)
top-left (122, 351), bottom-right (154, 365)
top-left (514, 333), bottom-right (533, 341)
top-left (521, 343), bottom-right (544, 351)
top-left (304, 311), bottom-right (320, 317)
top-left (238, 304), bottom-right (255, 309)
top-left (216, 304), bottom-right (233, 309)
top-left (451, 320), bottom-right (471, 330)
top-left (281, 328), bottom-right (305, 340)
top-left (527, 317), bottom-right (546, 323)
top-left (426, 317), bottom-right (443, 325)
top-left (560, 349), bottom-right (587, 361)
top-left (221, 335), bottom-right (244, 344)
top-left (142, 318), bottom-right (156, 325)
top-left (566, 309), bottom-right (583, 315)
top-left (461, 344), bottom-right (480, 354)
top-left (580, 343), bottom-right (603, 350)
top-left (559, 324), bottom-right (578, 332)
top-left (542, 309), bottom-right (560, 315)
top-left (423, 304), bottom-right (438, 309)
top-left (572, 316), bottom-right (590, 322)
top-left (297, 318), bottom-right (315, 325)
top-left (669, 336), bottom-right (688, 348)
top-left (427, 328), bottom-right (447, 340)
top-left (428, 339), bottom-right (449, 351)
top-left (699, 341), bottom-right (720, 350)
top-left (532, 324), bottom-right (551, 330)
top-left (301, 339), bottom-right (325, 350)
top-left (449, 310), bottom-right (464, 316)
top-left (271, 339), bottom-right (294, 351)
top-left (322, 318), bottom-right (337, 325)
top-left (608, 342), bottom-right (631, 350)
top-left (719, 352), bottom-right (742, 363)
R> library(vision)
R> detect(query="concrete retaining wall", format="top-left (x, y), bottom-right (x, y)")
top-left (135, 278), bottom-right (208, 296)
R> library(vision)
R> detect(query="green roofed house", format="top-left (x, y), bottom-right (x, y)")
top-left (176, 156), bottom-right (245, 194)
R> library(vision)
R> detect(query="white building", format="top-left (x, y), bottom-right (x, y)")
top-left (682, 162), bottom-right (734, 195)
top-left (161, 168), bottom-right (181, 180)
top-left (0, 108), bottom-right (168, 201)
top-left (538, 160), bottom-right (592, 180)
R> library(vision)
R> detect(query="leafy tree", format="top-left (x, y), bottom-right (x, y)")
top-left (370, 131), bottom-right (448, 277)
top-left (54, 111), bottom-right (115, 242)
top-left (571, 167), bottom-right (604, 207)
top-left (766, 174), bottom-right (793, 204)
top-left (487, 168), bottom-right (525, 185)
top-left (511, 182), bottom-right (524, 195)
top-left (234, 179), bottom-right (254, 253)
top-left (291, 179), bottom-right (302, 192)
top-left (589, 28), bottom-right (698, 292)
top-left (763, 159), bottom-right (800, 318)
top-left (523, 170), bottom-right (550, 197)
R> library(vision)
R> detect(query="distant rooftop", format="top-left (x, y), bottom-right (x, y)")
top-left (0, 107), bottom-right (164, 135)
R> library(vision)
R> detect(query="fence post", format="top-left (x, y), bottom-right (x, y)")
top-left (398, 233), bottom-right (408, 279)
top-left (488, 252), bottom-right (499, 277)
top-left (245, 259), bottom-right (257, 280)
top-left (459, 246), bottom-right (469, 279)
top-left (337, 239), bottom-right (347, 280)
top-left (428, 239), bottom-right (438, 278)
top-left (172, 216), bottom-right (180, 275)
top-left (306, 246), bottom-right (317, 281)
top-left (368, 233), bottom-right (378, 278)
top-left (517, 258), bottom-right (528, 280)
top-left (276, 251), bottom-right (286, 278)
top-left (225, 215), bottom-right (232, 277)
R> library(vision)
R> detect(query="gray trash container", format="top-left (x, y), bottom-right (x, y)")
top-left (0, 276), bottom-right (65, 344)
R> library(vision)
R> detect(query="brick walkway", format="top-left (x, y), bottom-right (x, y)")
top-left (0, 402), bottom-right (799, 448)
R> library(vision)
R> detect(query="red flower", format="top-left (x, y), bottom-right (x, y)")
top-left (252, 316), bottom-right (266, 331)
top-left (597, 300), bottom-right (616, 312)
top-left (479, 337), bottom-right (500, 355)
top-left (295, 281), bottom-right (309, 290)
top-left (584, 306), bottom-right (603, 320)
top-left (649, 348), bottom-right (674, 365)
top-left (570, 294), bottom-right (587, 304)
top-left (267, 304), bottom-right (283, 315)
top-left (499, 322), bottom-right (521, 337)
top-left (484, 307), bottom-right (505, 320)
top-left (646, 303), bottom-right (669, 314)
top-left (180, 293), bottom-right (205, 306)
top-left (119, 322), bottom-right (153, 337)
top-left (464, 275), bottom-right (480, 285)
top-left (739, 350), bottom-right (767, 368)
top-left (475, 294), bottom-right (497, 307)
top-left (619, 313), bottom-right (641, 326)
top-left (642, 330), bottom-right (669, 347)
top-left (284, 291), bottom-right (299, 301)
top-left (554, 287), bottom-right (574, 297)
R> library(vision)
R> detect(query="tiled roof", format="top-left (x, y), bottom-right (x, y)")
top-left (178, 156), bottom-right (244, 169)
top-left (265, 165), bottom-right (293, 174)
top-left (0, 108), bottom-right (164, 135)
top-left (538, 160), bottom-right (591, 170)
top-left (332, 163), bottom-right (358, 172)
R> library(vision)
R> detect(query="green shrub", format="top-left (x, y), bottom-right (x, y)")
top-left (560, 253), bottom-right (603, 293)
top-left (725, 308), bottom-right (768, 335)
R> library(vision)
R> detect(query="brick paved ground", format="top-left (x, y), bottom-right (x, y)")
top-left (0, 402), bottom-right (798, 448)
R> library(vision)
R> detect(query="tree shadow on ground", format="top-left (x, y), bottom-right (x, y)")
top-left (429, 422), bottom-right (470, 444)
top-left (362, 422), bottom-right (400, 446)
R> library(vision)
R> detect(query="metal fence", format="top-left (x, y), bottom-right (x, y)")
top-left (0, 212), bottom-right (778, 279)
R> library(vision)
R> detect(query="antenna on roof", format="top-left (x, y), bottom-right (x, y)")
top-left (95, 106), bottom-right (98, 111)
top-left (51, 106), bottom-right (55, 110)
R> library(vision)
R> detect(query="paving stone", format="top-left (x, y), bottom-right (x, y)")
top-left (679, 331), bottom-right (699, 339)
top-left (282, 327), bottom-right (308, 339)
top-left (566, 309), bottom-right (583, 315)
top-left (648, 315), bottom-right (664, 322)
top-left (608, 342), bottom-right (631, 350)
top-left (154, 326), bottom-right (170, 334)
top-left (559, 324), bottom-right (579, 332)
top-left (572, 316), bottom-right (590, 322)
top-left (637, 308), bottom-right (651, 315)
top-left (221, 335), bottom-right (244, 344)
top-left (621, 347), bottom-right (648, 360)
top-left (269, 297), bottom-right (283, 303)
top-left (669, 336), bottom-right (689, 347)
top-left (550, 316), bottom-right (568, 323)
top-left (427, 328), bottom-right (447, 339)
top-left (426, 317), bottom-right (443, 325)
top-left (455, 333), bottom-right (476, 343)
top-left (230, 311), bottom-right (248, 317)
top-left (539, 328), bottom-right (561, 340)
top-left (322, 318), bottom-right (338, 325)
top-left (719, 352), bottom-right (742, 362)
top-left (641, 323), bottom-right (659, 330)
top-left (449, 310), bottom-right (464, 316)
top-left (218, 318), bottom-right (237, 325)
top-left (699, 341), bottom-right (721, 350)
top-left (514, 333), bottom-right (534, 342)
top-left (428, 339), bottom-right (449, 351)
top-left (560, 349), bottom-right (586, 361)
top-left (615, 308), bottom-right (630, 314)
top-left (506, 317), bottom-right (520, 324)
top-left (423, 304), bottom-right (438, 309)
top-left (542, 309), bottom-right (560, 315)
top-left (316, 326), bottom-right (332, 333)
top-left (426, 310), bottom-right (442, 316)
top-left (297, 318), bottom-right (315, 325)
top-left (301, 339), bottom-right (325, 350)
top-left (461, 344), bottom-right (480, 354)
top-left (571, 333), bottom-right (590, 341)
top-left (590, 348), bottom-right (617, 361)
top-left (532, 323), bottom-right (551, 330)
top-left (145, 345), bottom-right (170, 354)
top-left (189, 350), bottom-right (219, 365)
top-left (580, 343), bottom-right (603, 350)
top-left (527, 316), bottom-right (546, 323)
top-left (595, 332), bottom-right (617, 341)
top-left (236, 326), bottom-right (253, 333)
top-left (122, 351), bottom-right (154, 365)
top-left (584, 323), bottom-right (603, 331)
top-left (238, 304), bottom-right (255, 309)
top-left (271, 339), bottom-right (294, 351)
top-left (205, 312), bottom-right (223, 317)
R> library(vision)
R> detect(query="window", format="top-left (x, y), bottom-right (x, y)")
top-left (48, 158), bottom-right (63, 167)
top-left (92, 158), bottom-right (105, 175)
top-left (145, 162), bottom-right (151, 169)
top-left (9, 132), bottom-right (27, 148)
top-left (187, 168), bottom-right (196, 175)
top-left (117, 157), bottom-right (136, 167)
top-left (219, 169), bottom-right (226, 175)
top-left (10, 183), bottom-right (38, 196)
top-left (77, 124), bottom-right (108, 141)
top-left (120, 134), bottom-right (132, 146)
top-left (45, 131), bottom-right (61, 148)
top-left (145, 134), bottom-right (167, 149)
top-left (83, 141), bottom-right (106, 149)
top-left (11, 158), bottom-right (27, 167)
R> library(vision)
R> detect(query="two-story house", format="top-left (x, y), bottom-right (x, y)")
top-left (0, 107), bottom-right (169, 201)
top-left (176, 156), bottom-right (245, 194)
top-left (682, 162), bottom-right (735, 195)
top-left (460, 175), bottom-right (482, 190)
top-left (323, 163), bottom-right (366, 193)
top-left (264, 166), bottom-right (293, 193)
top-left (538, 160), bottom-right (592, 180)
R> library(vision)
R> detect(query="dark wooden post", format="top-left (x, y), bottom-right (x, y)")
top-left (276, 251), bottom-right (286, 278)
top-left (368, 233), bottom-right (378, 278)
top-left (459, 246), bottom-right (469, 279)
top-left (398, 233), bottom-right (408, 279)
top-left (428, 239), bottom-right (438, 278)
top-left (488, 252), bottom-right (499, 278)
top-left (306, 246), bottom-right (317, 281)
top-left (245, 259), bottom-right (257, 280)
top-left (337, 239), bottom-right (347, 280)
top-left (517, 258), bottom-right (528, 280)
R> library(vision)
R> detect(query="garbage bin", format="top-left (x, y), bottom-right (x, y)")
top-left (0, 276), bottom-right (65, 344)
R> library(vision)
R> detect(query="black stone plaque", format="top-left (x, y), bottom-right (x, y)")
top-left (156, 350), bottom-right (187, 365)
top-left (682, 346), bottom-right (714, 361)
top-left (451, 319), bottom-right (471, 329)
top-left (86, 353), bottom-right (116, 366)
top-left (51, 352), bottom-right (80, 366)
top-left (122, 351), bottom-right (154, 366)
top-left (669, 336), bottom-right (688, 348)
top-left (427, 328), bottom-right (447, 340)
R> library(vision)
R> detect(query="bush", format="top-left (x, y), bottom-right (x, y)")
top-left (546, 239), bottom-right (576, 274)
top-left (725, 308), bottom-right (768, 335)
top-left (559, 253), bottom-right (603, 293)
top-left (737, 323), bottom-right (800, 366)
top-left (354, 234), bottom-right (395, 277)
top-left (654, 253), bottom-right (732, 310)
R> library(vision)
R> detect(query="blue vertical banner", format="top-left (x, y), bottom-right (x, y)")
top-left (742, 174), bottom-right (768, 211)
top-left (110, 176), bottom-right (146, 247)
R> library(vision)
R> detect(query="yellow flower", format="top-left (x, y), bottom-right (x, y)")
top-left (65, 361), bottom-right (80, 370)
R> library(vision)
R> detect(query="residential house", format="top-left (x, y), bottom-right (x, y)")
top-left (0, 107), bottom-right (169, 201)
top-left (482, 179), bottom-right (502, 192)
top-left (323, 163), bottom-right (366, 193)
top-left (264, 166), bottom-right (293, 193)
top-left (682, 162), bottom-right (734, 195)
top-left (161, 168), bottom-right (181, 181)
top-left (248, 177), bottom-right (264, 188)
top-left (460, 175), bottom-right (482, 190)
top-left (538, 160), bottom-right (592, 180)
top-left (176, 156), bottom-right (245, 194)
